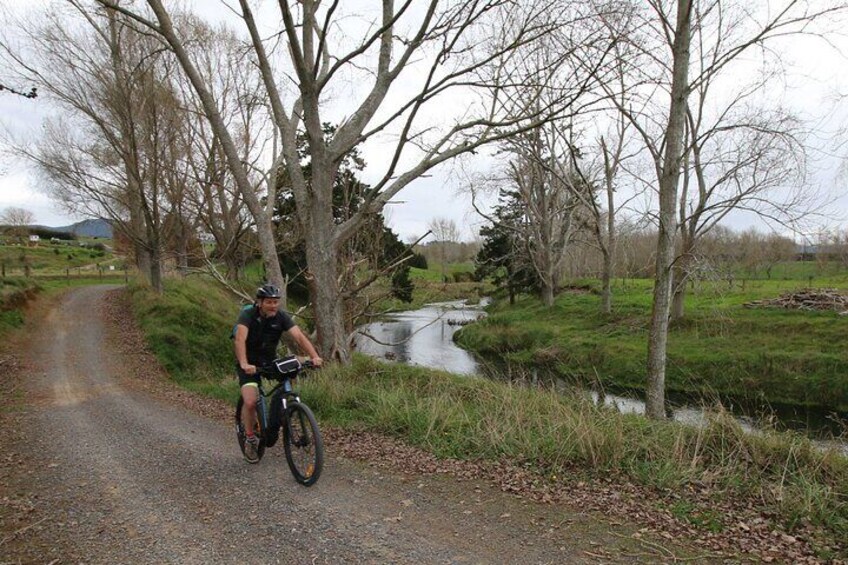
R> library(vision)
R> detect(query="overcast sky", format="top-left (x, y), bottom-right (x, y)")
top-left (1, 0), bottom-right (847, 242)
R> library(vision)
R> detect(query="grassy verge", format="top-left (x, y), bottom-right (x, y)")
top-left (127, 276), bottom-right (847, 550)
top-left (0, 278), bottom-right (41, 336)
top-left (304, 357), bottom-right (847, 540)
top-left (455, 276), bottom-right (848, 412)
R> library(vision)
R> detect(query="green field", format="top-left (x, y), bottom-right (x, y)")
top-left (456, 268), bottom-right (848, 412)
top-left (0, 241), bottom-right (118, 275)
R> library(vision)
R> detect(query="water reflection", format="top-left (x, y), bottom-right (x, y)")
top-left (354, 300), bottom-right (485, 375)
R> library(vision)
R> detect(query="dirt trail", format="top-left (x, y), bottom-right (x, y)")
top-left (0, 286), bottom-right (707, 564)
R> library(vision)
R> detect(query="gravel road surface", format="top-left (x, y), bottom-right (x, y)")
top-left (0, 286), bottom-right (705, 564)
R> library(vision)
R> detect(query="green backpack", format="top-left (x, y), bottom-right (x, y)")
top-left (230, 303), bottom-right (256, 339)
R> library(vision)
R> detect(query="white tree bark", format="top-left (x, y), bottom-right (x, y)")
top-left (645, 0), bottom-right (692, 420)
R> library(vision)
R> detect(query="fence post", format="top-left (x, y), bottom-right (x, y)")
top-left (124, 267), bottom-right (128, 283)
top-left (1, 262), bottom-right (5, 279)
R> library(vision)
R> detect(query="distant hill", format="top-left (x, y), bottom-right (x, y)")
top-left (51, 219), bottom-right (113, 239)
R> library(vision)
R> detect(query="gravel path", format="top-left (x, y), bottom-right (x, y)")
top-left (0, 286), bottom-right (708, 564)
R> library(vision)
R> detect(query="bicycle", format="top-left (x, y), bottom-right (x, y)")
top-left (235, 356), bottom-right (324, 486)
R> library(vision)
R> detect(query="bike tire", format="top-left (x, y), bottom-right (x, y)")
top-left (283, 402), bottom-right (323, 486)
top-left (236, 396), bottom-right (267, 462)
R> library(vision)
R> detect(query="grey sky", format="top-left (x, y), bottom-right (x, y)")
top-left (1, 0), bottom-right (847, 242)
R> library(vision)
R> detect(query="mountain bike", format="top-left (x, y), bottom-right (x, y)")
top-left (235, 356), bottom-right (324, 486)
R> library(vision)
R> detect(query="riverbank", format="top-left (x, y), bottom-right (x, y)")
top-left (123, 277), bottom-right (847, 559)
top-left (455, 278), bottom-right (848, 413)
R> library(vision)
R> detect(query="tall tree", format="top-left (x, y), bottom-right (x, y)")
top-left (428, 217), bottom-right (461, 284)
top-left (1, 4), bottom-right (190, 292)
top-left (275, 123), bottom-right (416, 328)
top-left (474, 188), bottom-right (538, 304)
top-left (100, 0), bottom-right (615, 360)
top-left (504, 125), bottom-right (589, 307)
top-left (644, 0), bottom-right (693, 419)
top-left (603, 0), bottom-right (846, 418)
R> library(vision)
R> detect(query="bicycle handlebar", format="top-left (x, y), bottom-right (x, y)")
top-left (256, 356), bottom-right (316, 379)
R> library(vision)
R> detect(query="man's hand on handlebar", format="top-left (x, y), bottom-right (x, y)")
top-left (296, 355), bottom-right (323, 368)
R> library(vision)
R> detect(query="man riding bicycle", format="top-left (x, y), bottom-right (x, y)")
top-left (234, 284), bottom-right (323, 463)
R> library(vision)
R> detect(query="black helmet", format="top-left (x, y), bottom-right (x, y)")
top-left (256, 284), bottom-right (282, 299)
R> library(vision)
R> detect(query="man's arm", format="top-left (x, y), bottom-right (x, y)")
top-left (287, 326), bottom-right (324, 367)
top-left (234, 325), bottom-right (256, 374)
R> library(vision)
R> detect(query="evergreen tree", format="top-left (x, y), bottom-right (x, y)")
top-left (475, 188), bottom-right (538, 304)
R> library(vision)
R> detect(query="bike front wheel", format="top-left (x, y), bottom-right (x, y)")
top-left (283, 403), bottom-right (323, 486)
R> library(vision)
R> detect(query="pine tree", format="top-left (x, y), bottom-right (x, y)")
top-left (475, 188), bottom-right (538, 304)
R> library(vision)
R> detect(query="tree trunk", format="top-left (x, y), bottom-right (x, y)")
top-left (541, 280), bottom-right (554, 308)
top-left (601, 247), bottom-right (612, 315)
top-left (602, 164), bottom-right (616, 316)
top-left (176, 215), bottom-right (190, 273)
top-left (671, 231), bottom-right (695, 321)
top-left (670, 260), bottom-right (687, 321)
top-left (149, 244), bottom-right (163, 293)
top-left (302, 166), bottom-right (350, 362)
top-left (304, 228), bottom-right (349, 362)
top-left (646, 0), bottom-right (692, 420)
top-left (507, 265), bottom-right (516, 305)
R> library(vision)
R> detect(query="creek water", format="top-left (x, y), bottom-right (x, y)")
top-left (353, 300), bottom-right (847, 451)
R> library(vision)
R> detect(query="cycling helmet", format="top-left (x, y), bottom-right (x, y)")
top-left (256, 283), bottom-right (282, 299)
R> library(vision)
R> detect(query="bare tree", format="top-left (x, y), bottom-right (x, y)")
top-left (505, 125), bottom-right (587, 306)
top-left (665, 1), bottom-right (821, 320)
top-left (643, 0), bottom-right (693, 420)
top-left (0, 4), bottom-right (196, 292)
top-left (428, 217), bottom-right (460, 283)
top-left (600, 0), bottom-right (846, 418)
top-left (562, 109), bottom-right (641, 314)
top-left (173, 20), bottom-right (267, 282)
top-left (0, 206), bottom-right (34, 243)
top-left (98, 0), bottom-right (617, 360)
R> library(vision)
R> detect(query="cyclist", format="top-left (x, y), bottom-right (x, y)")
top-left (234, 284), bottom-right (323, 463)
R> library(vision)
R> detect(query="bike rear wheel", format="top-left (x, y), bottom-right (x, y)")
top-left (236, 396), bottom-right (267, 462)
top-left (283, 403), bottom-right (323, 486)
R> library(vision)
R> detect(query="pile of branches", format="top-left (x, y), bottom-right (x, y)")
top-left (744, 288), bottom-right (848, 315)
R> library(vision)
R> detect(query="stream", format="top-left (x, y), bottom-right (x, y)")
top-left (354, 299), bottom-right (847, 452)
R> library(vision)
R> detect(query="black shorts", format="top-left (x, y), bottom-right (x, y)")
top-left (236, 365), bottom-right (261, 388)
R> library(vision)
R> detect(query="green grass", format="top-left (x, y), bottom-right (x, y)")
top-left (733, 260), bottom-right (848, 281)
top-left (410, 263), bottom-right (475, 281)
top-left (0, 278), bottom-right (40, 336)
top-left (456, 274), bottom-right (848, 412)
top-left (123, 277), bottom-right (847, 549)
top-left (127, 277), bottom-right (242, 380)
top-left (306, 358), bottom-right (846, 542)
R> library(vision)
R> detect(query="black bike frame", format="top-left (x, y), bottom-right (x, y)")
top-left (258, 375), bottom-right (303, 447)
